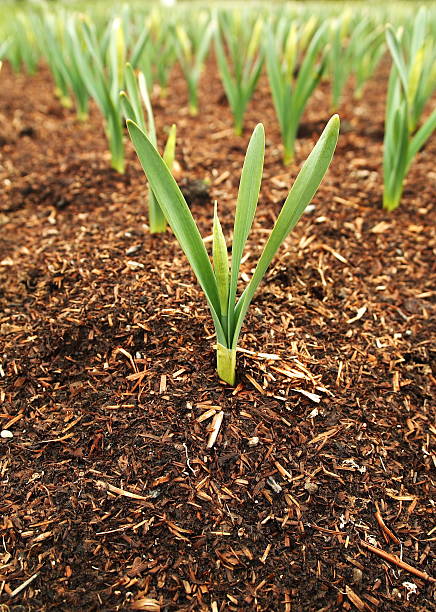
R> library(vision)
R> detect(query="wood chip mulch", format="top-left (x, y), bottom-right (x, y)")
top-left (0, 59), bottom-right (435, 611)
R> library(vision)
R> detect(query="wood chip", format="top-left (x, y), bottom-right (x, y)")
top-left (96, 481), bottom-right (150, 501)
top-left (370, 221), bottom-right (391, 234)
top-left (207, 411), bottom-right (224, 449)
top-left (291, 388), bottom-right (321, 402)
top-left (360, 540), bottom-right (435, 582)
top-left (8, 572), bottom-right (39, 599)
top-left (345, 585), bottom-right (374, 611)
top-left (347, 306), bottom-right (367, 324)
top-left (130, 598), bottom-right (160, 611)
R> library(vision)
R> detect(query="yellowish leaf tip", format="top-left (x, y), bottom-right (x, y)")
top-left (329, 114), bottom-right (340, 131)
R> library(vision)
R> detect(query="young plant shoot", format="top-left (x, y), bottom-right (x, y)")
top-left (173, 16), bottom-right (214, 116)
top-left (77, 16), bottom-right (126, 172)
top-left (127, 115), bottom-right (340, 385)
top-left (383, 21), bottom-right (436, 211)
top-left (214, 11), bottom-right (264, 135)
top-left (120, 63), bottom-right (176, 233)
top-left (265, 21), bottom-right (327, 164)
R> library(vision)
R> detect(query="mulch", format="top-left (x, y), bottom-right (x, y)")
top-left (0, 56), bottom-right (435, 611)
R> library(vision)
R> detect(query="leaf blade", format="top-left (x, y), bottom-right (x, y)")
top-left (231, 114), bottom-right (340, 349)
top-left (227, 123), bottom-right (265, 344)
top-left (127, 120), bottom-right (226, 343)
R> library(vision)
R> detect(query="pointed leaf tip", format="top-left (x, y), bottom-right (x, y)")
top-left (328, 114), bottom-right (340, 130)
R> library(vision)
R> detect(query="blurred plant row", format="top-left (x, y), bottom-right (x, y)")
top-left (1, 3), bottom-right (435, 211)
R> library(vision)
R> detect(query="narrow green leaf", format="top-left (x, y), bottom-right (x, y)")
top-left (407, 107), bottom-right (436, 171)
top-left (385, 25), bottom-right (409, 96)
top-left (231, 114), bottom-right (340, 349)
top-left (138, 71), bottom-right (157, 146)
top-left (127, 120), bottom-right (226, 344)
top-left (410, 7), bottom-right (427, 60)
top-left (227, 123), bottom-right (265, 343)
top-left (120, 91), bottom-right (136, 124)
top-left (130, 25), bottom-right (149, 68)
top-left (148, 190), bottom-right (167, 234)
top-left (265, 26), bottom-right (285, 129)
top-left (124, 63), bottom-right (145, 131)
top-left (214, 29), bottom-right (237, 110)
top-left (213, 201), bottom-right (230, 317)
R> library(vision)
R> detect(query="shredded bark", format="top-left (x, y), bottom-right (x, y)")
top-left (0, 59), bottom-right (435, 610)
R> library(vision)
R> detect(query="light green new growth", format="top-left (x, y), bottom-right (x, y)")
top-left (120, 63), bottom-right (176, 233)
top-left (127, 115), bottom-right (340, 385)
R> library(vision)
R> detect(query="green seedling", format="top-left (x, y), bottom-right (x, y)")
top-left (120, 63), bottom-right (176, 233)
top-left (383, 16), bottom-right (435, 211)
top-left (127, 115), bottom-right (340, 384)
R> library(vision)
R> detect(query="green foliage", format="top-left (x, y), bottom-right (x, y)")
top-left (76, 15), bottom-right (126, 172)
top-left (214, 10), bottom-right (264, 135)
top-left (127, 115), bottom-right (340, 384)
top-left (132, 10), bottom-right (177, 97)
top-left (121, 64), bottom-right (177, 233)
top-left (327, 13), bottom-right (385, 109)
top-left (383, 11), bottom-right (436, 211)
top-left (173, 12), bottom-right (214, 115)
top-left (352, 23), bottom-right (385, 100)
top-left (6, 12), bottom-right (40, 74)
top-left (265, 18), bottom-right (327, 164)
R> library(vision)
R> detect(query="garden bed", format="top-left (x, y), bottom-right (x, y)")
top-left (0, 60), bottom-right (435, 611)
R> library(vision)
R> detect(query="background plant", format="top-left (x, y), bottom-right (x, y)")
top-left (265, 18), bottom-right (327, 164)
top-left (173, 12), bottom-right (214, 116)
top-left (5, 12), bottom-right (39, 75)
top-left (399, 8), bottom-right (436, 134)
top-left (76, 15), bottom-right (126, 172)
top-left (132, 9), bottom-right (177, 98)
top-left (383, 14), bottom-right (436, 211)
top-left (121, 63), bottom-right (176, 233)
top-left (214, 9), bottom-right (264, 135)
top-left (351, 19), bottom-right (385, 100)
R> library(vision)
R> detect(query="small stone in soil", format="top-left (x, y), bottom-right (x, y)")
top-left (126, 245), bottom-right (142, 255)
top-left (304, 480), bottom-right (318, 494)
top-left (352, 568), bottom-right (363, 584)
top-left (267, 476), bottom-right (283, 494)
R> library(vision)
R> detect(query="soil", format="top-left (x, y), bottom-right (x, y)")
top-left (0, 57), bottom-right (435, 612)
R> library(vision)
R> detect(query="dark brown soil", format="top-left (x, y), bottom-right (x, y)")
top-left (0, 58), bottom-right (435, 612)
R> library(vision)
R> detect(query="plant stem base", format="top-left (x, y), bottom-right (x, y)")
top-left (216, 344), bottom-right (236, 386)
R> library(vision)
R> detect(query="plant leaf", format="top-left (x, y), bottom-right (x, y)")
top-left (124, 63), bottom-right (145, 131)
top-left (127, 120), bottom-right (226, 344)
top-left (162, 124), bottom-right (177, 169)
top-left (385, 25), bottom-right (409, 96)
top-left (231, 114), bottom-right (340, 349)
top-left (227, 123), bottom-right (265, 343)
top-left (407, 107), bottom-right (436, 171)
top-left (138, 71), bottom-right (156, 146)
top-left (213, 201), bottom-right (229, 317)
